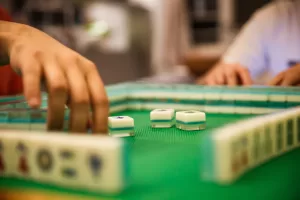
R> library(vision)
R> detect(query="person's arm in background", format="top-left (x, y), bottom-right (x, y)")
top-left (0, 20), bottom-right (108, 134)
top-left (196, 4), bottom-right (277, 86)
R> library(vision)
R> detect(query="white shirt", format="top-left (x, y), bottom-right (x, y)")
top-left (222, 1), bottom-right (300, 83)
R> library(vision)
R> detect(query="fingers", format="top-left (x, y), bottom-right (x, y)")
top-left (199, 67), bottom-right (224, 85)
top-left (281, 73), bottom-right (299, 86)
top-left (42, 56), bottom-right (68, 131)
top-left (268, 72), bottom-right (284, 86)
top-left (59, 55), bottom-right (90, 133)
top-left (206, 75), bottom-right (218, 85)
top-left (268, 65), bottom-right (300, 86)
top-left (10, 48), bottom-right (42, 108)
top-left (79, 59), bottom-right (109, 134)
top-left (17, 56), bottom-right (42, 108)
top-left (22, 52), bottom-right (107, 134)
top-left (195, 77), bottom-right (205, 85)
top-left (236, 67), bottom-right (253, 85)
top-left (224, 68), bottom-right (238, 86)
top-left (199, 64), bottom-right (251, 86)
top-left (215, 69), bottom-right (225, 85)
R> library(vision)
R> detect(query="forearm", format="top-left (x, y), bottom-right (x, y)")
top-left (0, 21), bottom-right (29, 66)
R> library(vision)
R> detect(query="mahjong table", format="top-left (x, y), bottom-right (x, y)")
top-left (0, 83), bottom-right (300, 200)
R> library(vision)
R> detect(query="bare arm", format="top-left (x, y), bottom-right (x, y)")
top-left (0, 21), bottom-right (25, 65)
top-left (0, 21), bottom-right (109, 134)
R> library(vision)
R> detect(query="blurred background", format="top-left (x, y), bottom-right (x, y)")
top-left (0, 0), bottom-right (270, 84)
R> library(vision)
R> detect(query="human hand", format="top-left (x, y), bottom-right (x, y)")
top-left (196, 63), bottom-right (253, 86)
top-left (8, 23), bottom-right (109, 133)
top-left (268, 64), bottom-right (300, 86)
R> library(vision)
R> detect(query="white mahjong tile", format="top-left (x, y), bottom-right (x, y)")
top-left (204, 93), bottom-right (221, 101)
top-left (264, 116), bottom-right (278, 157)
top-left (108, 95), bottom-right (127, 102)
top-left (214, 129), bottom-right (234, 183)
top-left (221, 93), bottom-right (235, 101)
top-left (0, 138), bottom-right (5, 176)
top-left (53, 142), bottom-right (84, 188)
top-left (243, 127), bottom-right (254, 169)
top-left (266, 108), bottom-right (284, 114)
top-left (280, 115), bottom-right (288, 153)
top-left (257, 124), bottom-right (267, 163)
top-left (220, 92), bottom-right (235, 114)
top-left (234, 107), bottom-right (252, 114)
top-left (30, 123), bottom-right (47, 131)
top-left (286, 94), bottom-right (300, 103)
top-left (0, 132), bottom-right (34, 179)
top-left (29, 133), bottom-right (97, 188)
top-left (48, 134), bottom-right (126, 193)
top-left (251, 94), bottom-right (268, 101)
top-left (79, 139), bottom-right (125, 193)
top-left (257, 116), bottom-right (274, 159)
top-left (110, 105), bottom-right (128, 114)
top-left (241, 119), bottom-right (259, 168)
top-left (291, 113), bottom-right (298, 149)
top-left (233, 93), bottom-right (252, 101)
top-left (108, 116), bottom-right (134, 128)
top-left (137, 92), bottom-right (152, 99)
top-left (143, 103), bottom-right (173, 110)
top-left (268, 94), bottom-right (286, 102)
top-left (228, 132), bottom-right (241, 179)
top-left (140, 103), bottom-right (152, 110)
top-left (177, 93), bottom-right (192, 100)
top-left (176, 110), bottom-right (206, 122)
top-left (178, 104), bottom-right (205, 112)
top-left (126, 102), bottom-right (137, 111)
top-left (0, 134), bottom-right (19, 177)
top-left (204, 106), bottom-right (219, 113)
top-left (272, 115), bottom-right (286, 156)
top-left (218, 106), bottom-right (235, 114)
top-left (295, 108), bottom-right (300, 147)
top-left (130, 102), bottom-right (142, 111)
top-left (285, 110), bottom-right (299, 150)
top-left (251, 107), bottom-right (270, 114)
top-left (0, 123), bottom-right (30, 131)
top-left (176, 110), bottom-right (206, 131)
top-left (128, 91), bottom-right (141, 99)
top-left (186, 93), bottom-right (204, 100)
top-left (156, 92), bottom-right (176, 99)
top-left (28, 136), bottom-right (60, 184)
top-left (150, 109), bottom-right (174, 120)
top-left (150, 109), bottom-right (175, 128)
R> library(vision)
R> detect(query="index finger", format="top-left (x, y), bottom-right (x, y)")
top-left (268, 72), bottom-right (284, 86)
top-left (224, 69), bottom-right (238, 86)
top-left (236, 67), bottom-right (253, 85)
top-left (281, 74), bottom-right (299, 86)
top-left (79, 59), bottom-right (109, 134)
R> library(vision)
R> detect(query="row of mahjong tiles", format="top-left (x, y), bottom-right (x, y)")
top-left (0, 107), bottom-right (300, 199)
top-left (202, 107), bottom-right (300, 184)
top-left (108, 109), bottom-right (206, 137)
top-left (0, 84), bottom-right (300, 113)
top-left (0, 84), bottom-right (300, 199)
top-left (106, 85), bottom-right (300, 114)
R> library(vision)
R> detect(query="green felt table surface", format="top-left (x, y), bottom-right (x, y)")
top-left (1, 110), bottom-right (300, 200)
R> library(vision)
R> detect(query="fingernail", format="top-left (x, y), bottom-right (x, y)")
top-left (28, 98), bottom-right (40, 108)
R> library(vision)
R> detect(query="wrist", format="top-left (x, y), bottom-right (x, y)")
top-left (0, 22), bottom-right (30, 66)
